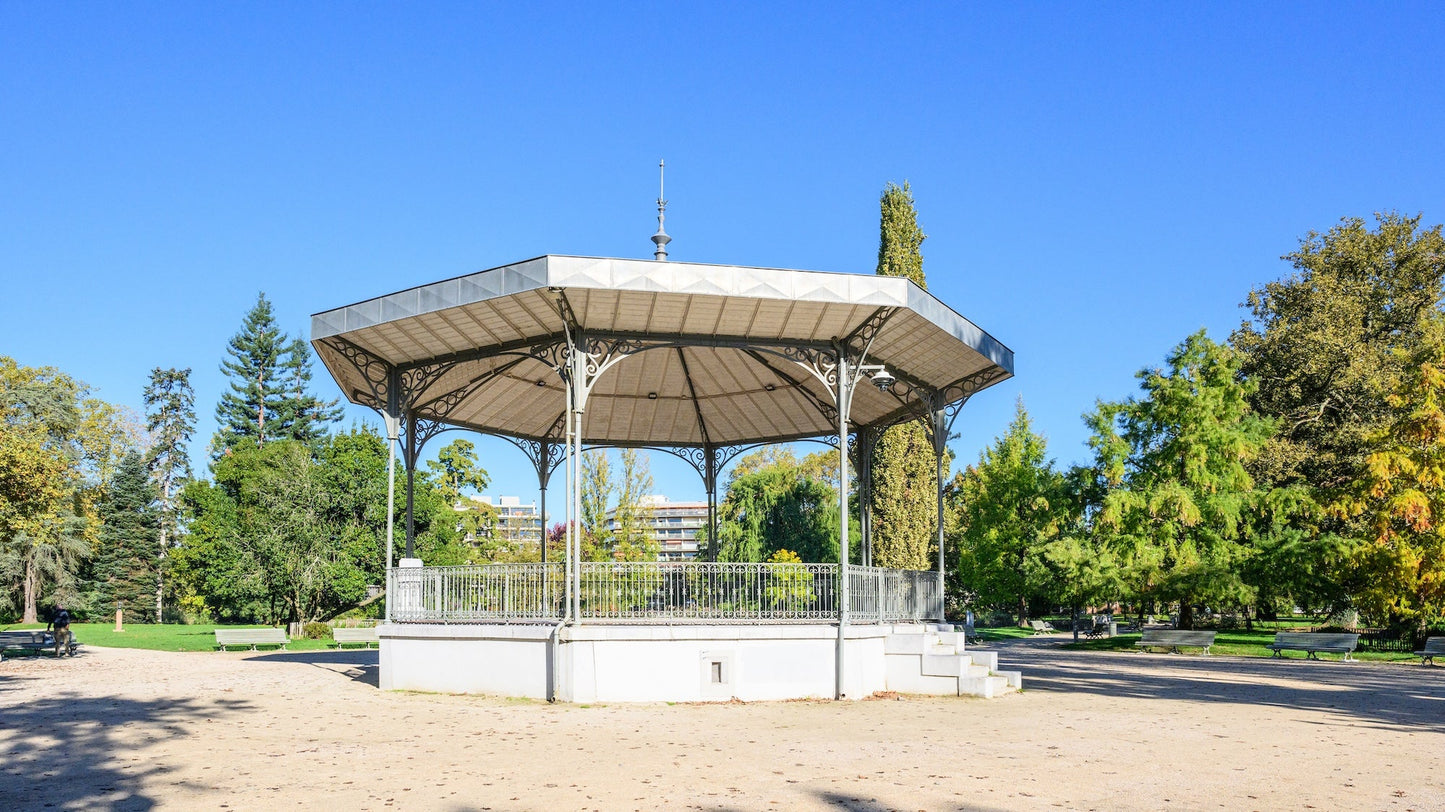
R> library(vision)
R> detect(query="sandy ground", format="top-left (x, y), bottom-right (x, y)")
top-left (2, 637), bottom-right (1444, 812)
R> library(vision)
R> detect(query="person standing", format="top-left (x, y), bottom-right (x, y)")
top-left (46, 604), bottom-right (72, 657)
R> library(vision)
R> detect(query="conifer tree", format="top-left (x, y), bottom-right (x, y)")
top-left (277, 337), bottom-right (343, 445)
top-left (213, 295), bottom-right (341, 455)
top-left (143, 367), bottom-right (195, 620)
top-left (213, 293), bottom-right (288, 453)
top-left (950, 399), bottom-right (1068, 625)
top-left (89, 451), bottom-right (160, 620)
top-left (870, 182), bottom-right (937, 570)
top-left (1089, 331), bottom-right (1272, 629)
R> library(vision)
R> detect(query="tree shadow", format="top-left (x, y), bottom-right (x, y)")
top-left (1005, 644), bottom-right (1445, 733)
top-left (811, 790), bottom-right (1009, 811)
top-left (242, 648), bottom-right (379, 688)
top-left (0, 689), bottom-right (252, 811)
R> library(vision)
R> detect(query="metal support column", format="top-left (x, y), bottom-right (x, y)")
top-left (404, 412), bottom-right (417, 559)
top-left (382, 412), bottom-right (399, 623)
top-left (537, 441), bottom-right (553, 565)
top-left (563, 376), bottom-right (575, 623)
top-left (932, 407), bottom-right (948, 624)
top-left (705, 446), bottom-right (720, 562)
top-left (835, 348), bottom-right (852, 701)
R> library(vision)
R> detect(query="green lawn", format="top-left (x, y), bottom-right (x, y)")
top-left (0, 622), bottom-right (334, 652)
top-left (1060, 629), bottom-right (1420, 663)
top-left (973, 626), bottom-right (1038, 642)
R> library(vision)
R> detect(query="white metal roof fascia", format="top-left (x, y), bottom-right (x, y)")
top-left (311, 254), bottom-right (1012, 376)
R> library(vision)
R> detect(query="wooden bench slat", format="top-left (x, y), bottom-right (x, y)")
top-left (331, 628), bottom-right (380, 648)
top-left (1267, 632), bottom-right (1358, 661)
top-left (1135, 630), bottom-right (1216, 655)
top-left (214, 629), bottom-right (289, 651)
top-left (1415, 636), bottom-right (1445, 664)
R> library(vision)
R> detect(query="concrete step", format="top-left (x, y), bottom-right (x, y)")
top-left (996, 670), bottom-right (1023, 690)
top-left (919, 654), bottom-right (991, 679)
top-left (884, 632), bottom-right (956, 657)
top-left (933, 630), bottom-right (965, 649)
top-left (960, 674), bottom-right (1016, 699)
top-left (964, 650), bottom-right (998, 671)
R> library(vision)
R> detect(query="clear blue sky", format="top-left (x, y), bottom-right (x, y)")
top-left (3, 4), bottom-right (1442, 512)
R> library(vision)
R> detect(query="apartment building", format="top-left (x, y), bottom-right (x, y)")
top-left (464, 495), bottom-right (544, 549)
top-left (606, 494), bottom-right (708, 561)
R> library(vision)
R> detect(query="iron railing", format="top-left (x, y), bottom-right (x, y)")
top-left (848, 565), bottom-right (943, 623)
top-left (390, 563), bottom-right (564, 623)
top-left (389, 562), bottom-right (942, 624)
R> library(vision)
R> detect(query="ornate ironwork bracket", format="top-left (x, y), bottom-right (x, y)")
top-left (320, 336), bottom-right (393, 411)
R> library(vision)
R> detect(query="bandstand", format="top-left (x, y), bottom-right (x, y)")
top-left (311, 253), bottom-right (1016, 701)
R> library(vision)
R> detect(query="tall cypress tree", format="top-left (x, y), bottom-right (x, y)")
top-left (143, 367), bottom-right (195, 620)
top-left (214, 293), bottom-right (289, 454)
top-left (90, 451), bottom-right (160, 621)
top-left (870, 182), bottom-right (938, 570)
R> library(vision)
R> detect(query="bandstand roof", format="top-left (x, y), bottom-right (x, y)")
top-left (311, 255), bottom-right (1012, 448)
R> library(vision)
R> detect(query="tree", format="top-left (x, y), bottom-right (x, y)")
top-left (1088, 331), bottom-right (1272, 629)
top-left (213, 294), bottom-right (339, 455)
top-left (611, 449), bottom-right (657, 561)
top-left (143, 367), bottom-right (195, 620)
top-left (1232, 213), bottom-right (1445, 497)
top-left (870, 181), bottom-right (938, 570)
top-left (579, 450), bottom-right (613, 559)
top-left (214, 293), bottom-right (289, 453)
top-left (276, 337), bottom-right (344, 445)
top-left (0, 357), bottom-right (92, 622)
top-left (714, 448), bottom-right (841, 563)
top-left (174, 437), bottom-right (383, 623)
top-left (949, 399), bottom-right (1070, 626)
top-left (1337, 318), bottom-right (1445, 629)
top-left (426, 438), bottom-right (491, 502)
top-left (85, 451), bottom-right (160, 621)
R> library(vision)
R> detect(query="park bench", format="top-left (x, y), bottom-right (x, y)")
top-left (1029, 620), bottom-right (1055, 635)
top-left (1135, 629), bottom-right (1216, 655)
top-left (1413, 636), bottom-right (1444, 666)
top-left (1267, 632), bottom-right (1359, 661)
top-left (0, 630), bottom-right (78, 659)
top-left (214, 628), bottom-right (289, 651)
top-left (330, 627), bottom-right (380, 648)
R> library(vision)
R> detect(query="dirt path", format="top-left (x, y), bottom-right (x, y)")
top-left (2, 640), bottom-right (1443, 810)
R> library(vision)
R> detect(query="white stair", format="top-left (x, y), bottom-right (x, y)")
top-left (882, 623), bottom-right (1020, 698)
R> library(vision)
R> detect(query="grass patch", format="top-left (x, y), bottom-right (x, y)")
top-left (1061, 629), bottom-right (1419, 663)
top-left (974, 626), bottom-right (1038, 642)
top-left (0, 622), bottom-right (334, 652)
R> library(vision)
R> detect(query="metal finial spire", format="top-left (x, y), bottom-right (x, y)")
top-left (651, 159), bottom-right (671, 261)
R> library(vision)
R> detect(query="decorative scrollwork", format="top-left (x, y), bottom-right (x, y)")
top-left (398, 360), bottom-right (461, 408)
top-left (402, 417), bottom-right (464, 467)
top-left (528, 339), bottom-right (569, 379)
top-left (652, 446), bottom-right (710, 484)
top-left (496, 436), bottom-right (567, 485)
top-left (936, 366), bottom-right (1011, 405)
top-left (412, 356), bottom-right (529, 424)
top-left (780, 345), bottom-right (839, 393)
top-left (322, 336), bottom-right (392, 410)
top-left (841, 307), bottom-right (897, 359)
top-left (580, 336), bottom-right (651, 379)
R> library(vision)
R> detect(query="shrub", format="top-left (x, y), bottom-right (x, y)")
top-left (303, 622), bottom-right (332, 640)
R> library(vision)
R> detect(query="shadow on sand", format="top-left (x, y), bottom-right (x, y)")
top-left (0, 686), bottom-right (252, 811)
top-left (995, 638), bottom-right (1445, 733)
top-left (242, 648), bottom-right (379, 688)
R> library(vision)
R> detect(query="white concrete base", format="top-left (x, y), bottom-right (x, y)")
top-left (378, 621), bottom-right (1019, 702)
